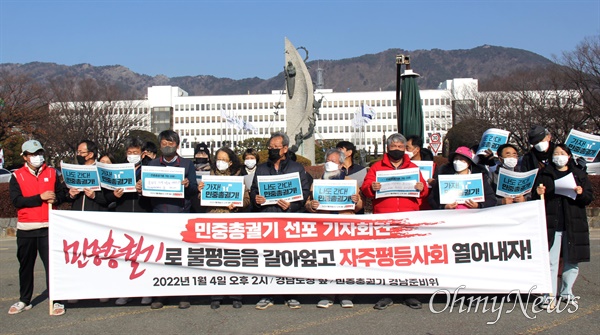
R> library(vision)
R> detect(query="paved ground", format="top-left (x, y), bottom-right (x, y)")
top-left (1, 230), bottom-right (599, 335)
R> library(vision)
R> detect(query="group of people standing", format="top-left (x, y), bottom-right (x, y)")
top-left (7, 124), bottom-right (593, 315)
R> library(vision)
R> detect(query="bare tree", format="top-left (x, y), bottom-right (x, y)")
top-left (556, 35), bottom-right (600, 132)
top-left (0, 71), bottom-right (49, 144)
top-left (42, 76), bottom-right (148, 164)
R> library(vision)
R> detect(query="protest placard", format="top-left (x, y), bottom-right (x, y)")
top-left (61, 161), bottom-right (101, 191)
top-left (476, 128), bottom-right (510, 156)
top-left (495, 168), bottom-right (538, 198)
top-left (375, 168), bottom-right (421, 199)
top-left (564, 129), bottom-right (600, 162)
top-left (312, 179), bottom-right (357, 211)
top-left (96, 162), bottom-right (137, 192)
top-left (257, 172), bottom-right (303, 205)
top-left (200, 175), bottom-right (245, 207)
top-left (141, 166), bottom-right (185, 198)
top-left (438, 174), bottom-right (485, 204)
top-left (411, 160), bottom-right (434, 187)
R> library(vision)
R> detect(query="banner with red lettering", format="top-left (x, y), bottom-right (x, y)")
top-left (49, 201), bottom-right (551, 300)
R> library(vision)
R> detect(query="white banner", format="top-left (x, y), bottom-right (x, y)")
top-left (49, 201), bottom-right (551, 300)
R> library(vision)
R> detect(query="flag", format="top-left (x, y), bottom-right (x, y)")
top-left (0, 148), bottom-right (3, 169)
top-left (362, 104), bottom-right (376, 121)
top-left (242, 120), bottom-right (257, 133)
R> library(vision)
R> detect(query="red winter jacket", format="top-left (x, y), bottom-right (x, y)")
top-left (361, 153), bottom-right (429, 214)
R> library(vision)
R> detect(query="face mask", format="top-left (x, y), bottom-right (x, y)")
top-left (534, 141), bottom-right (549, 152)
top-left (406, 150), bottom-right (415, 159)
top-left (245, 159), bottom-right (256, 169)
top-left (268, 148), bottom-right (281, 162)
top-left (388, 150), bottom-right (404, 161)
top-left (29, 155), bottom-right (44, 168)
top-left (127, 154), bottom-right (141, 165)
top-left (195, 157), bottom-right (209, 165)
top-left (76, 155), bottom-right (87, 165)
top-left (453, 160), bottom-right (469, 172)
top-left (502, 157), bottom-right (518, 169)
top-left (552, 155), bottom-right (569, 167)
top-left (325, 161), bottom-right (340, 172)
top-left (142, 156), bottom-right (152, 165)
top-left (161, 146), bottom-right (177, 157)
top-left (216, 160), bottom-right (230, 172)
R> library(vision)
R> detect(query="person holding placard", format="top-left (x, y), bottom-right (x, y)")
top-left (428, 146), bottom-right (496, 210)
top-left (66, 140), bottom-right (109, 212)
top-left (196, 147), bottom-right (248, 310)
top-left (533, 144), bottom-right (593, 309)
top-left (250, 132), bottom-right (311, 310)
top-left (361, 133), bottom-right (428, 214)
top-left (361, 133), bottom-right (428, 311)
top-left (8, 140), bottom-right (67, 316)
top-left (492, 144), bottom-right (527, 205)
top-left (136, 130), bottom-right (198, 310)
top-left (306, 148), bottom-right (361, 309)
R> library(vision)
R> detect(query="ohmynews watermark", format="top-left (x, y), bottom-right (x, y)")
top-left (429, 286), bottom-right (579, 325)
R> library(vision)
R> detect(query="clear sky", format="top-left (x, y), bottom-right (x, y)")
top-left (1, 0), bottom-right (598, 80)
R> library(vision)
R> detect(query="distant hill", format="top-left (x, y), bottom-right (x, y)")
top-left (0, 45), bottom-right (554, 98)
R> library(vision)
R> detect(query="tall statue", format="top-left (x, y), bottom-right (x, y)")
top-left (285, 38), bottom-right (315, 163)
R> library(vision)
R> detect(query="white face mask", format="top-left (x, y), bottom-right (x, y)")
top-left (325, 161), bottom-right (340, 172)
top-left (406, 150), bottom-right (415, 159)
top-left (453, 160), bottom-right (469, 172)
top-left (552, 155), bottom-right (569, 167)
top-left (244, 159), bottom-right (256, 169)
top-left (534, 141), bottom-right (549, 152)
top-left (127, 154), bottom-right (141, 165)
top-left (216, 160), bottom-right (230, 172)
top-left (29, 155), bottom-right (44, 168)
top-left (502, 157), bottom-right (518, 169)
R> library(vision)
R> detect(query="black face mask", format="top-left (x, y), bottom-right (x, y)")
top-left (194, 158), bottom-right (209, 165)
top-left (141, 156), bottom-right (152, 166)
top-left (388, 150), bottom-right (405, 161)
top-left (268, 148), bottom-right (282, 162)
top-left (76, 155), bottom-right (87, 165)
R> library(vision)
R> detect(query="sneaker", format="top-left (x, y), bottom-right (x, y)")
top-left (151, 301), bottom-right (164, 310)
top-left (115, 298), bottom-right (131, 306)
top-left (179, 301), bottom-right (191, 309)
top-left (317, 299), bottom-right (333, 308)
top-left (8, 301), bottom-right (32, 315)
top-left (560, 296), bottom-right (578, 308)
top-left (286, 299), bottom-right (301, 309)
top-left (52, 303), bottom-right (65, 316)
top-left (255, 298), bottom-right (274, 310)
top-left (232, 300), bottom-right (243, 309)
top-left (374, 297), bottom-right (393, 310)
top-left (210, 300), bottom-right (221, 309)
top-left (99, 298), bottom-right (110, 303)
top-left (340, 299), bottom-right (354, 308)
top-left (141, 297), bottom-right (152, 305)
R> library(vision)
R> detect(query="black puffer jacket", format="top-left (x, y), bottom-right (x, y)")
top-left (250, 156), bottom-right (311, 213)
top-left (532, 164), bottom-right (593, 263)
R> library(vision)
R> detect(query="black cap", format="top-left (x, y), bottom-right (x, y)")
top-left (194, 142), bottom-right (210, 156)
top-left (528, 125), bottom-right (547, 145)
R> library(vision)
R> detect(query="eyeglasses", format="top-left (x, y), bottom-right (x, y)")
top-left (76, 151), bottom-right (89, 155)
top-left (268, 147), bottom-right (283, 150)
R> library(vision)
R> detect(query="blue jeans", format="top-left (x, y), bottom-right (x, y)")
top-left (549, 231), bottom-right (579, 298)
